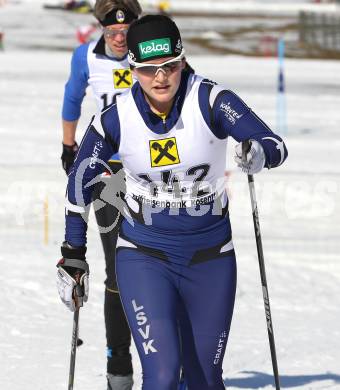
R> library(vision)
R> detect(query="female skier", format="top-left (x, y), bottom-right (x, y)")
top-left (57, 14), bottom-right (288, 390)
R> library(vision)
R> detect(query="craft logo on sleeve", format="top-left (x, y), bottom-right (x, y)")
top-left (113, 69), bottom-right (133, 89)
top-left (139, 38), bottom-right (171, 59)
top-left (149, 137), bottom-right (180, 167)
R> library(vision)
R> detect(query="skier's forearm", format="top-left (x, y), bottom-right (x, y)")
top-left (63, 119), bottom-right (79, 146)
top-left (65, 114), bottom-right (116, 246)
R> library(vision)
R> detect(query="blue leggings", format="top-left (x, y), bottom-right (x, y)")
top-left (116, 248), bottom-right (237, 390)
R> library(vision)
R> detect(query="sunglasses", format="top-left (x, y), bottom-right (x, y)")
top-left (103, 27), bottom-right (129, 38)
top-left (132, 57), bottom-right (183, 77)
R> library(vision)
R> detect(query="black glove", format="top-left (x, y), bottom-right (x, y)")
top-left (61, 142), bottom-right (79, 174)
top-left (56, 242), bottom-right (89, 311)
top-left (59, 241), bottom-right (87, 274)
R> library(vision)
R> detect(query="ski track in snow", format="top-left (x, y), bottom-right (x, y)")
top-left (1, 2), bottom-right (340, 390)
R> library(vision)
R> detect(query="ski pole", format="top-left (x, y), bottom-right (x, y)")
top-left (242, 141), bottom-right (281, 390)
top-left (178, 369), bottom-right (187, 390)
top-left (68, 273), bottom-right (84, 390)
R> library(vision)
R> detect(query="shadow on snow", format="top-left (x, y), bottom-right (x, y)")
top-left (224, 371), bottom-right (340, 388)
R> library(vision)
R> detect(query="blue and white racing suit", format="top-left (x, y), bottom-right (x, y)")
top-left (64, 71), bottom-right (288, 389)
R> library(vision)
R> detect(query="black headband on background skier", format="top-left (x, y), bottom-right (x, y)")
top-left (57, 12), bottom-right (288, 390)
top-left (99, 7), bottom-right (138, 26)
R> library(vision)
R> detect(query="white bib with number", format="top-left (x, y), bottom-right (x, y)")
top-left (87, 41), bottom-right (133, 110)
top-left (117, 74), bottom-right (228, 209)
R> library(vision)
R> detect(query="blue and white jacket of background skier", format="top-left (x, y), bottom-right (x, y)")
top-left (64, 71), bottom-right (288, 253)
top-left (62, 37), bottom-right (134, 160)
top-left (62, 37), bottom-right (135, 117)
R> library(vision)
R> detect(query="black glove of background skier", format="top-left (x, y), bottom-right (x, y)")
top-left (61, 142), bottom-right (79, 174)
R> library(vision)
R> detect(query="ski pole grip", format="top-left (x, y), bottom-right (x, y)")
top-left (242, 140), bottom-right (251, 163)
top-left (74, 271), bottom-right (84, 308)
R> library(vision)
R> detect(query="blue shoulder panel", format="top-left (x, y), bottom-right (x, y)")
top-left (198, 78), bottom-right (217, 133)
top-left (62, 43), bottom-right (90, 121)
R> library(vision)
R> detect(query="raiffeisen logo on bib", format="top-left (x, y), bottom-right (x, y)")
top-left (139, 38), bottom-right (172, 59)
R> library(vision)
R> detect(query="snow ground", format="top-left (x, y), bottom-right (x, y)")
top-left (1, 2), bottom-right (340, 390)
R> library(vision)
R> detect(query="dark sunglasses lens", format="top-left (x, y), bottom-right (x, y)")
top-left (164, 62), bottom-right (181, 72)
top-left (137, 66), bottom-right (158, 76)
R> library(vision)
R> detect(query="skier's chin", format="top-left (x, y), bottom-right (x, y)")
top-left (112, 46), bottom-right (127, 57)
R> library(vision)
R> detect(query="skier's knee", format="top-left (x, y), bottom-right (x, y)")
top-left (145, 367), bottom-right (179, 390)
top-left (153, 374), bottom-right (178, 389)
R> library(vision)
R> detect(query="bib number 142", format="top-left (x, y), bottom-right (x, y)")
top-left (138, 163), bottom-right (210, 198)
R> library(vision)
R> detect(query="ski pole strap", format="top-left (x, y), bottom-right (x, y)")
top-left (58, 258), bottom-right (89, 273)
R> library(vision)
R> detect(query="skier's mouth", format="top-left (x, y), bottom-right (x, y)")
top-left (154, 85), bottom-right (170, 90)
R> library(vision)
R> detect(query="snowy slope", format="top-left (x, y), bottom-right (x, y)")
top-left (1, 49), bottom-right (340, 390)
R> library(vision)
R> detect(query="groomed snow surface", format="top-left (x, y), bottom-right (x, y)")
top-left (1, 2), bottom-right (340, 390)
